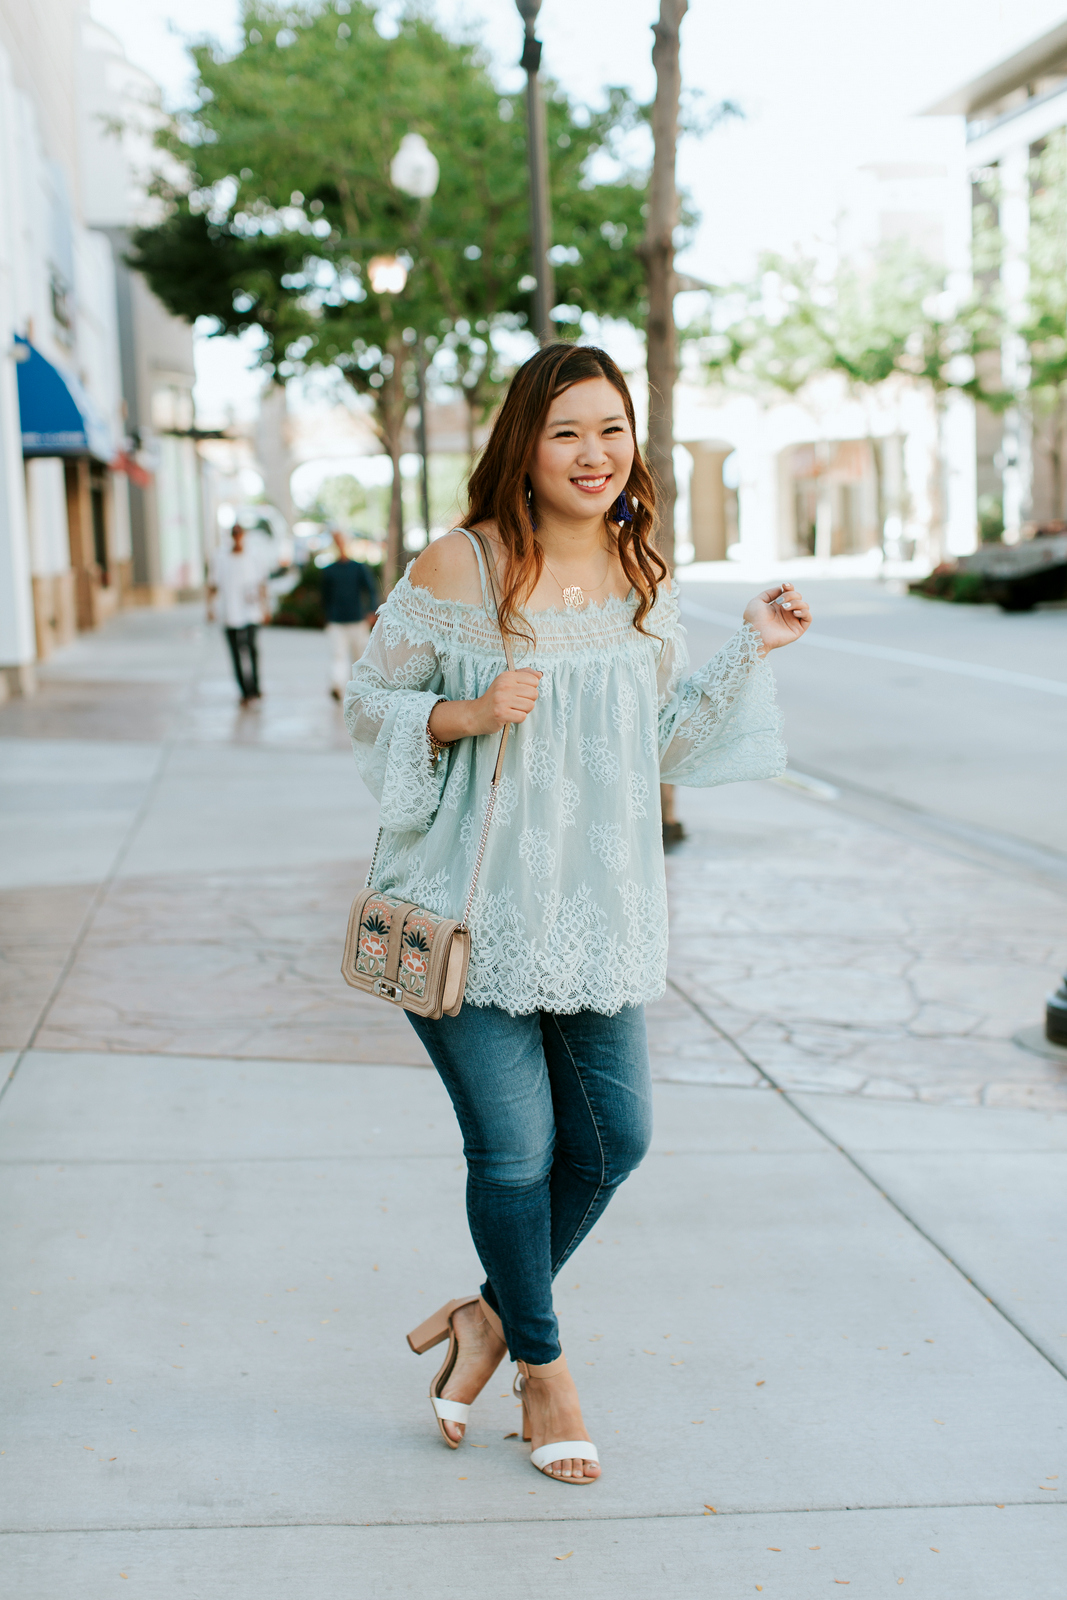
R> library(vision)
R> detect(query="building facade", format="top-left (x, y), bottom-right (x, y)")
top-left (927, 20), bottom-right (1067, 543)
top-left (0, 2), bottom-right (203, 696)
top-left (678, 154), bottom-right (978, 570)
top-left (80, 16), bottom-right (203, 600)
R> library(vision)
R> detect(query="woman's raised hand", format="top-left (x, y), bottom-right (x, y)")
top-left (743, 583), bottom-right (812, 653)
top-left (473, 669), bottom-right (543, 734)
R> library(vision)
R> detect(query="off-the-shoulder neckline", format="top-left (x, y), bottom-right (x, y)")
top-left (399, 572), bottom-right (676, 623)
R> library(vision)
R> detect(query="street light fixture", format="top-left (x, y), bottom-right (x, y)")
top-left (390, 133), bottom-right (440, 201)
top-left (515, 0), bottom-right (555, 343)
top-left (391, 133), bottom-right (440, 546)
top-left (367, 255), bottom-right (408, 295)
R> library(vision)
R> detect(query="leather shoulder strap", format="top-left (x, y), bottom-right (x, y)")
top-left (456, 527), bottom-right (492, 609)
top-left (467, 527), bottom-right (517, 785)
top-left (465, 527), bottom-right (516, 673)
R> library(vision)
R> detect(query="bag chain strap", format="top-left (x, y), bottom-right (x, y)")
top-left (364, 826), bottom-right (384, 891)
top-left (365, 527), bottom-right (517, 935)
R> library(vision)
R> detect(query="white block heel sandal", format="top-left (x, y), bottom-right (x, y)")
top-left (406, 1293), bottom-right (504, 1449)
top-left (514, 1355), bottom-right (600, 1485)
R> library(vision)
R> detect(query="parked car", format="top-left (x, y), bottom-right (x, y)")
top-left (957, 529), bottom-right (1067, 611)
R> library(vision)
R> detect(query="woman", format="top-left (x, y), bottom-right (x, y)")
top-left (345, 342), bottom-right (810, 1486)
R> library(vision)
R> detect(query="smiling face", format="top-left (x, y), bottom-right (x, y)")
top-left (527, 377), bottom-right (635, 525)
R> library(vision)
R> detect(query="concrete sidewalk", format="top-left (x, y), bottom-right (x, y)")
top-left (1, 607), bottom-right (1066, 1596)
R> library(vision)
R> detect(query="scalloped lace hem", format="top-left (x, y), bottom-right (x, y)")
top-left (460, 973), bottom-right (667, 1017)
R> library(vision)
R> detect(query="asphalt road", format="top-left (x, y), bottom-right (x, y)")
top-left (679, 578), bottom-right (1067, 859)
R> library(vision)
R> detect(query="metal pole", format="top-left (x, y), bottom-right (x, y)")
top-left (416, 345), bottom-right (431, 542)
top-left (517, 3), bottom-right (555, 343)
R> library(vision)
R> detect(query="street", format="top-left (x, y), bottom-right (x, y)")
top-left (1, 588), bottom-right (1065, 1594)
top-left (680, 576), bottom-right (1067, 857)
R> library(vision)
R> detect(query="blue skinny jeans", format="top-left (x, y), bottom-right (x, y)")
top-left (407, 1003), bottom-right (652, 1365)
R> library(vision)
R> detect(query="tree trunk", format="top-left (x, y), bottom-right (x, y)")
top-left (464, 391), bottom-right (478, 468)
top-left (641, 1), bottom-right (688, 847)
top-left (930, 390), bottom-right (947, 567)
top-left (638, 0), bottom-right (688, 573)
top-left (386, 435), bottom-right (404, 585)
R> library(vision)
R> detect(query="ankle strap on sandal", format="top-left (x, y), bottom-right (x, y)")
top-left (515, 1353), bottom-right (568, 1379)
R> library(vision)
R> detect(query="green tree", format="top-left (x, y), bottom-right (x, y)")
top-left (309, 473), bottom-right (369, 530)
top-left (698, 245), bottom-right (1000, 554)
top-left (129, 0), bottom-right (649, 583)
top-left (702, 245), bottom-right (995, 399)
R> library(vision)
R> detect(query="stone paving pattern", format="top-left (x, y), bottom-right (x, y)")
top-left (4, 778), bottom-right (1063, 1106)
top-left (663, 784), bottom-right (1067, 1110)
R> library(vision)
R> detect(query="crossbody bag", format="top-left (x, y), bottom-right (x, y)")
top-left (340, 528), bottom-right (516, 1020)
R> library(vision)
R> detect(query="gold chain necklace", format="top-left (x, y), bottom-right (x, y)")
top-left (539, 547), bottom-right (612, 611)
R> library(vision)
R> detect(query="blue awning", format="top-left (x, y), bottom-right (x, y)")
top-left (14, 334), bottom-right (115, 461)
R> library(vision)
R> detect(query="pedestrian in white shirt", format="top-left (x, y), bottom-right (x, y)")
top-left (206, 524), bottom-right (269, 706)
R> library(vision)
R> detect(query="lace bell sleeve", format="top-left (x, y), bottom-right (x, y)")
top-left (343, 580), bottom-right (447, 832)
top-left (656, 594), bottom-right (786, 787)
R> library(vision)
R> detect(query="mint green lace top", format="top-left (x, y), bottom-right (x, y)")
top-left (344, 538), bottom-right (785, 1015)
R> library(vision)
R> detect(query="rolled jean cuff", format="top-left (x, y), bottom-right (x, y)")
top-left (481, 1279), bottom-right (561, 1364)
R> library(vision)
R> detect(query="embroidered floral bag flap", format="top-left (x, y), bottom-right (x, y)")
top-left (341, 529), bottom-right (515, 1020)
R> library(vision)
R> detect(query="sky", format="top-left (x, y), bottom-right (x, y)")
top-left (89, 0), bottom-right (1067, 423)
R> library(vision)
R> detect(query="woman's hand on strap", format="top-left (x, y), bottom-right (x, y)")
top-left (429, 669), bottom-right (543, 743)
top-left (742, 583), bottom-right (811, 653)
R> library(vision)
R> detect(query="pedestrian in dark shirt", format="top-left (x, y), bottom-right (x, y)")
top-left (321, 531), bottom-right (380, 700)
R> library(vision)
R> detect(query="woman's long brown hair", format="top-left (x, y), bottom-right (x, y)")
top-left (464, 342), bottom-right (667, 644)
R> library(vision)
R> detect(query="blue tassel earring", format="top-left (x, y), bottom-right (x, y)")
top-left (612, 490), bottom-right (633, 525)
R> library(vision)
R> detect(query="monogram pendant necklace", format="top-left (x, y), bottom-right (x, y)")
top-left (540, 547), bottom-right (612, 611)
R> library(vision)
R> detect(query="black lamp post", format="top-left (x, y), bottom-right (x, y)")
top-left (391, 133), bottom-right (440, 548)
top-left (515, 0), bottom-right (555, 343)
